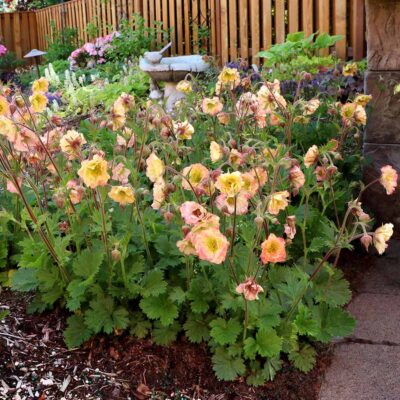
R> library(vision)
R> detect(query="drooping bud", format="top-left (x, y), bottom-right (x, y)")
top-left (111, 249), bottom-right (121, 262)
top-left (360, 234), bottom-right (373, 252)
top-left (254, 216), bottom-right (264, 227)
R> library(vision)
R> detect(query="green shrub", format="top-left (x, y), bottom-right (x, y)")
top-left (45, 21), bottom-right (80, 63)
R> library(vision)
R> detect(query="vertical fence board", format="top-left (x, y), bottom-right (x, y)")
top-left (275, 0), bottom-right (285, 43)
top-left (351, 0), bottom-right (365, 60)
top-left (239, 0), bottom-right (248, 60)
top-left (288, 0), bottom-right (299, 33)
top-left (184, 0), bottom-right (190, 53)
top-left (250, 0), bottom-right (260, 59)
top-left (317, 0), bottom-right (330, 55)
top-left (262, 0), bottom-right (272, 51)
top-left (228, 0), bottom-right (237, 60)
top-left (192, 0), bottom-right (199, 53)
top-left (334, 0), bottom-right (347, 59)
top-left (302, 0), bottom-right (313, 36)
top-left (220, 0), bottom-right (228, 64)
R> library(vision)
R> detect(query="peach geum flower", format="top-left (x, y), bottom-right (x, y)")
top-left (216, 193), bottom-right (249, 215)
top-left (151, 177), bottom-right (166, 210)
top-left (215, 171), bottom-right (243, 197)
top-left (0, 95), bottom-right (9, 116)
top-left (304, 99), bottom-right (320, 115)
top-left (32, 77), bottom-right (49, 94)
top-left (304, 145), bottom-right (319, 168)
top-left (182, 163), bottom-right (209, 192)
top-left (192, 228), bottom-right (229, 264)
top-left (261, 233), bottom-right (286, 264)
top-left (342, 62), bottom-right (358, 77)
top-left (180, 201), bottom-right (208, 225)
top-left (29, 92), bottom-right (48, 113)
top-left (268, 191), bottom-right (290, 215)
top-left (66, 180), bottom-right (84, 204)
top-left (217, 67), bottom-right (241, 89)
top-left (236, 277), bottom-right (264, 301)
top-left (173, 120), bottom-right (194, 140)
top-left (210, 141), bottom-right (223, 163)
top-left (373, 223), bottom-right (394, 255)
top-left (177, 80), bottom-right (192, 93)
top-left (146, 153), bottom-right (165, 183)
top-left (60, 130), bottom-right (86, 159)
top-left (380, 165), bottom-right (398, 195)
top-left (289, 165), bottom-right (305, 195)
top-left (112, 162), bottom-right (131, 184)
top-left (202, 97), bottom-right (223, 116)
top-left (115, 92), bottom-right (135, 112)
top-left (110, 102), bottom-right (126, 131)
top-left (108, 186), bottom-right (135, 206)
top-left (78, 155), bottom-right (110, 188)
top-left (0, 115), bottom-right (17, 142)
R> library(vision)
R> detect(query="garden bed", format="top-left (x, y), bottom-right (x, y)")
top-left (0, 249), bottom-right (375, 400)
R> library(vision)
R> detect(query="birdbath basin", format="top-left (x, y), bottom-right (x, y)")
top-left (139, 52), bottom-right (209, 110)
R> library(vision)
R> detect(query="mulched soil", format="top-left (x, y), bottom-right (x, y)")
top-left (0, 249), bottom-right (374, 400)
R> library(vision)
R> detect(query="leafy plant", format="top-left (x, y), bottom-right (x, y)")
top-left (45, 21), bottom-right (80, 63)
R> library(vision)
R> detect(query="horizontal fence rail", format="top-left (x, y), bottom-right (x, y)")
top-left (1, 0), bottom-right (366, 65)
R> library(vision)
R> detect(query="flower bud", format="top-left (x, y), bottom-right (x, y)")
top-left (111, 249), bottom-right (121, 262)
top-left (99, 120), bottom-right (107, 128)
top-left (360, 234), bottom-right (373, 251)
top-left (164, 211), bottom-right (174, 223)
top-left (226, 227), bottom-right (233, 238)
top-left (228, 139), bottom-right (237, 149)
top-left (51, 115), bottom-right (63, 126)
top-left (9, 104), bottom-right (16, 115)
top-left (254, 216), bottom-right (264, 227)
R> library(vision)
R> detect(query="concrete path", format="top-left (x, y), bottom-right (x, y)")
top-left (319, 240), bottom-right (400, 400)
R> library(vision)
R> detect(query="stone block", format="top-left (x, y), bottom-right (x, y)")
top-left (347, 293), bottom-right (400, 343)
top-left (366, 0), bottom-right (400, 71)
top-left (364, 71), bottom-right (400, 144)
top-left (319, 344), bottom-right (400, 400)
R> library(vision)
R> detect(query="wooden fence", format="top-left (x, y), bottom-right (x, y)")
top-left (2, 0), bottom-right (366, 65)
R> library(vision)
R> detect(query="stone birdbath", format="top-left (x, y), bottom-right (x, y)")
top-left (139, 42), bottom-right (210, 111)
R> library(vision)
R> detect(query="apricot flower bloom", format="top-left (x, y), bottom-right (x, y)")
top-left (342, 62), bottom-right (358, 77)
top-left (151, 177), bottom-right (166, 210)
top-left (0, 96), bottom-right (9, 116)
top-left (380, 165), bottom-right (398, 195)
top-left (215, 171), bottom-right (243, 197)
top-left (66, 180), bottom-right (84, 205)
top-left (173, 120), bottom-right (194, 140)
top-left (13, 128), bottom-right (39, 152)
top-left (29, 92), bottom-right (48, 113)
top-left (78, 155), bottom-right (110, 188)
top-left (176, 232), bottom-right (197, 256)
top-left (32, 78), bottom-right (49, 94)
top-left (354, 94), bottom-right (372, 107)
top-left (236, 277), bottom-right (264, 301)
top-left (216, 193), bottom-right (249, 215)
top-left (241, 172), bottom-right (259, 199)
top-left (202, 97), bottom-right (223, 116)
top-left (6, 178), bottom-right (22, 194)
top-left (304, 99), bottom-right (320, 115)
top-left (146, 153), bottom-right (165, 183)
top-left (268, 191), bottom-right (290, 215)
top-left (108, 186), bottom-right (135, 206)
top-left (354, 105), bottom-right (367, 125)
top-left (289, 165), bottom-right (305, 195)
top-left (182, 163), bottom-right (210, 192)
top-left (180, 201), bottom-right (208, 225)
top-left (0, 116), bottom-right (17, 142)
top-left (251, 167), bottom-right (268, 187)
top-left (260, 233), bottom-right (286, 264)
top-left (217, 67), bottom-right (241, 91)
top-left (177, 80), bottom-right (192, 93)
top-left (373, 223), bottom-right (394, 255)
top-left (115, 92), bottom-right (135, 112)
top-left (284, 216), bottom-right (297, 240)
top-left (192, 228), bottom-right (229, 264)
top-left (304, 145), bottom-right (319, 168)
top-left (60, 130), bottom-right (86, 159)
top-left (112, 162), bottom-right (131, 184)
top-left (110, 103), bottom-right (126, 131)
top-left (210, 141), bottom-right (223, 163)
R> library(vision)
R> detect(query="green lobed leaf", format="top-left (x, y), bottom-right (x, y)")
top-left (72, 248), bottom-right (104, 279)
top-left (64, 315), bottom-right (92, 349)
top-left (288, 344), bottom-right (317, 373)
top-left (140, 294), bottom-right (178, 326)
top-left (212, 348), bottom-right (246, 381)
top-left (209, 318), bottom-right (242, 346)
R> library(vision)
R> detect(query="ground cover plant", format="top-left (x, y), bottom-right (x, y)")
top-left (0, 35), bottom-right (398, 387)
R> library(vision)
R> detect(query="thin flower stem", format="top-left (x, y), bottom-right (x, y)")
top-left (135, 201), bottom-right (153, 266)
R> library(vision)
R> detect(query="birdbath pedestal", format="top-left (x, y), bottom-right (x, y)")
top-left (140, 51), bottom-right (209, 111)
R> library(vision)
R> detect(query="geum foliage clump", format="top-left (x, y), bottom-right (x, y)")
top-left (0, 60), bottom-right (397, 386)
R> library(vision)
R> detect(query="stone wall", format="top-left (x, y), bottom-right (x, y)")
top-left (364, 0), bottom-right (400, 228)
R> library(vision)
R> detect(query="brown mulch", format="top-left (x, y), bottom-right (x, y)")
top-left (0, 249), bottom-right (374, 400)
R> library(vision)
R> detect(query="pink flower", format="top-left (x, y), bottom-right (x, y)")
top-left (6, 178), bottom-right (21, 194)
top-left (380, 165), bottom-right (398, 195)
top-left (215, 193), bottom-right (249, 215)
top-left (236, 277), bottom-right (264, 301)
top-left (179, 201), bottom-right (208, 225)
top-left (192, 228), bottom-right (229, 264)
top-left (0, 45), bottom-right (8, 57)
top-left (112, 162), bottom-right (131, 184)
top-left (284, 215), bottom-right (297, 240)
top-left (314, 166), bottom-right (328, 182)
top-left (289, 165), bottom-right (305, 195)
top-left (176, 232), bottom-right (197, 256)
top-left (261, 233), bottom-right (286, 264)
top-left (66, 180), bottom-right (84, 204)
